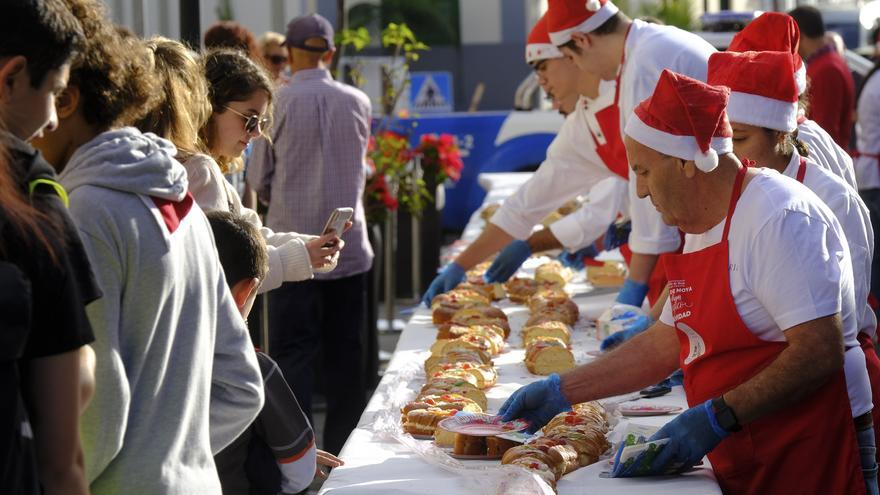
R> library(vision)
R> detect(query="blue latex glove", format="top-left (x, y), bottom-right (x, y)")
top-left (557, 243), bottom-right (600, 270)
top-left (498, 373), bottom-right (571, 432)
top-left (604, 220), bottom-right (631, 250)
top-left (421, 262), bottom-right (466, 306)
top-left (658, 369), bottom-right (684, 387)
top-left (612, 399), bottom-right (727, 477)
top-left (616, 278), bottom-right (649, 307)
top-left (600, 315), bottom-right (653, 351)
top-left (483, 240), bottom-right (532, 283)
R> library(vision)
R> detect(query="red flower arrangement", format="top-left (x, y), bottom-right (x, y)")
top-left (415, 133), bottom-right (464, 183)
top-left (364, 130), bottom-right (463, 223)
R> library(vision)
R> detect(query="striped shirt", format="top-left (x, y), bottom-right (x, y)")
top-left (248, 68), bottom-right (374, 279)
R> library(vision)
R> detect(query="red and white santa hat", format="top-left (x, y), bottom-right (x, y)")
top-left (526, 13), bottom-right (563, 64)
top-left (546, 0), bottom-right (619, 46)
top-left (728, 12), bottom-right (807, 95)
top-left (708, 51), bottom-right (798, 133)
top-left (624, 69), bottom-right (733, 172)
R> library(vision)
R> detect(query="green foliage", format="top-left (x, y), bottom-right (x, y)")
top-left (639, 0), bottom-right (694, 30)
top-left (337, 26), bottom-right (371, 51)
top-left (338, 22), bottom-right (435, 220)
top-left (382, 23), bottom-right (429, 62)
top-left (349, 0), bottom-right (460, 46)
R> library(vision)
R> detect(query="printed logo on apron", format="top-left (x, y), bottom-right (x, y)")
top-left (675, 322), bottom-right (706, 365)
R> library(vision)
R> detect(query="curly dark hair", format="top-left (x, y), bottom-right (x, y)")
top-left (200, 49), bottom-right (274, 172)
top-left (203, 21), bottom-right (260, 60)
top-left (0, 0), bottom-right (84, 88)
top-left (62, 0), bottom-right (161, 130)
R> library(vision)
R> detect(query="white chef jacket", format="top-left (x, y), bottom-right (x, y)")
top-left (491, 87), bottom-right (629, 249)
top-left (660, 169), bottom-right (871, 416)
top-left (618, 20), bottom-right (716, 254)
top-left (782, 150), bottom-right (876, 339)
top-left (855, 72), bottom-right (880, 190)
top-left (798, 118), bottom-right (858, 190)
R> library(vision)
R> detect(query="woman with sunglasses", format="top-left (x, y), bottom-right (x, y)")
top-left (138, 43), bottom-right (342, 288)
top-left (185, 48), bottom-right (342, 289)
top-left (259, 31), bottom-right (291, 85)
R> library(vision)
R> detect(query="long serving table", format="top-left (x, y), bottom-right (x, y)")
top-left (319, 173), bottom-right (721, 494)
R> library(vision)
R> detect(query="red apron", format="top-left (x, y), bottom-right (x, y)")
top-left (796, 155), bottom-right (880, 460)
top-left (619, 243), bottom-right (677, 307)
top-left (664, 165), bottom-right (865, 494)
top-left (583, 61), bottom-right (629, 180)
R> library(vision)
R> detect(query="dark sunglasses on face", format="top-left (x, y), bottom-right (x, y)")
top-left (268, 55), bottom-right (287, 65)
top-left (224, 106), bottom-right (269, 134)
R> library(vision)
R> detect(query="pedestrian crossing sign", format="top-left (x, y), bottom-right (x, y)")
top-left (410, 71), bottom-right (453, 113)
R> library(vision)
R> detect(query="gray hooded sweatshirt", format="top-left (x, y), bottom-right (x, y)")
top-left (60, 128), bottom-right (264, 495)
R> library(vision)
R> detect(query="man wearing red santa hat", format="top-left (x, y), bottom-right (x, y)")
top-left (710, 49), bottom-right (878, 491)
top-left (423, 13), bottom-right (634, 305)
top-left (541, 0), bottom-right (715, 312)
top-left (500, 69), bottom-right (869, 494)
top-left (726, 11), bottom-right (857, 190)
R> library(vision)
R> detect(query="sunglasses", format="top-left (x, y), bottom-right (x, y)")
top-left (224, 106), bottom-right (269, 134)
top-left (268, 55), bottom-right (287, 65)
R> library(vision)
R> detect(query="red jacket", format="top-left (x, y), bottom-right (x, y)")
top-left (806, 44), bottom-right (855, 150)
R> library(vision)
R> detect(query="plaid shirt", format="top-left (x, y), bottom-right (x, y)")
top-left (248, 68), bottom-right (374, 279)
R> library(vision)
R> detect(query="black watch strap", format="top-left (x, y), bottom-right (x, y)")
top-left (712, 396), bottom-right (742, 433)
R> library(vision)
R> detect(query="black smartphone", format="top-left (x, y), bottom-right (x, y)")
top-left (639, 384), bottom-right (672, 398)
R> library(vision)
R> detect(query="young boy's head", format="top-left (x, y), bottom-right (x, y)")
top-left (206, 211), bottom-right (268, 319)
top-left (31, 0), bottom-right (162, 170)
top-left (0, 0), bottom-right (83, 141)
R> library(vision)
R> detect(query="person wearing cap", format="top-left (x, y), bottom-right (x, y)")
top-left (789, 6), bottom-right (856, 152)
top-left (499, 70), bottom-right (868, 493)
top-left (544, 0), bottom-right (715, 311)
top-left (710, 49), bottom-right (878, 490)
top-left (247, 13), bottom-right (374, 456)
top-left (726, 11), bottom-right (857, 190)
top-left (424, 14), bottom-right (672, 312)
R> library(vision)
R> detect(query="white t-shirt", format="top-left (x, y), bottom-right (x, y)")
top-left (491, 86), bottom-right (626, 246)
top-left (855, 72), bottom-right (880, 190)
top-left (798, 118), bottom-right (858, 190)
top-left (781, 150), bottom-right (876, 338)
top-left (620, 20), bottom-right (716, 254)
top-left (660, 169), bottom-right (871, 416)
top-left (550, 176), bottom-right (628, 251)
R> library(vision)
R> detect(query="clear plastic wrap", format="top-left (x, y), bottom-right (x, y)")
top-left (365, 363), bottom-right (556, 494)
top-left (595, 304), bottom-right (647, 339)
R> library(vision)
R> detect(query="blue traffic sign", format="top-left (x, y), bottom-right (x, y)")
top-left (410, 71), bottom-right (453, 113)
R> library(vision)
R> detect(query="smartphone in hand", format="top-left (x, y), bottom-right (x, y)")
top-left (321, 207), bottom-right (354, 247)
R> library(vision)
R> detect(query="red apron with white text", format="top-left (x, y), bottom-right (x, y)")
top-left (664, 166), bottom-right (865, 494)
top-left (796, 155), bottom-right (880, 461)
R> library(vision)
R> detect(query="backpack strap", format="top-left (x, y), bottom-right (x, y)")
top-left (28, 178), bottom-right (69, 208)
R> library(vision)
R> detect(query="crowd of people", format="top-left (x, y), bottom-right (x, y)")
top-left (4, 0), bottom-right (880, 493)
top-left (1, 0), bottom-right (369, 493)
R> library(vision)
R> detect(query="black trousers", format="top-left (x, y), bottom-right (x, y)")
top-left (267, 273), bottom-right (368, 455)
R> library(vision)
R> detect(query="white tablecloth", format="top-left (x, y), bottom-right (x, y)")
top-left (319, 173), bottom-right (721, 494)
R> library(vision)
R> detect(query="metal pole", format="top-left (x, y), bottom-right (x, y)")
top-left (411, 157), bottom-right (422, 300)
top-left (384, 177), bottom-right (397, 330)
top-left (179, 0), bottom-right (201, 50)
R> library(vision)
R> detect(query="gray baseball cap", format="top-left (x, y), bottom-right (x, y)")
top-left (282, 13), bottom-right (335, 52)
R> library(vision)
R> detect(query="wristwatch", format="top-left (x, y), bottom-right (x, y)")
top-left (712, 396), bottom-right (742, 433)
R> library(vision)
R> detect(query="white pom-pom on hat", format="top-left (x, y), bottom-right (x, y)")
top-left (694, 148), bottom-right (719, 172)
top-left (585, 0), bottom-right (601, 12)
